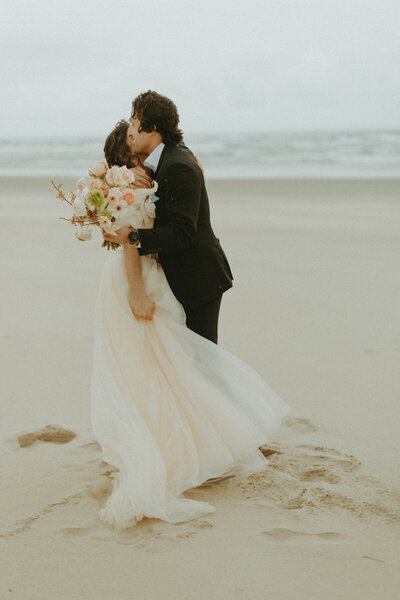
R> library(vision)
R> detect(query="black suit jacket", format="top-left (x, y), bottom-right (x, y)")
top-left (137, 143), bottom-right (233, 310)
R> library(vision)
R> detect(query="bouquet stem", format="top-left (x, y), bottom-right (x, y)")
top-left (102, 240), bottom-right (120, 251)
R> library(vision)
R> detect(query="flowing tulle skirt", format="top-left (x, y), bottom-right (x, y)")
top-left (90, 249), bottom-right (291, 529)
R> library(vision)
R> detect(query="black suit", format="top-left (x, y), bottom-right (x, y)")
top-left (137, 142), bottom-right (233, 343)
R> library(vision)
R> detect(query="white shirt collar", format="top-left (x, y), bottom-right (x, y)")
top-left (143, 142), bottom-right (165, 173)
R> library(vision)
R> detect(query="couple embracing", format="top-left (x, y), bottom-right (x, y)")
top-left (90, 90), bottom-right (290, 530)
top-left (102, 90), bottom-right (233, 344)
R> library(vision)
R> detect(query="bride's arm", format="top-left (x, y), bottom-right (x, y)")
top-left (122, 242), bottom-right (155, 320)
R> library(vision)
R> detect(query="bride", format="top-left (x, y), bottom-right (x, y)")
top-left (90, 117), bottom-right (291, 531)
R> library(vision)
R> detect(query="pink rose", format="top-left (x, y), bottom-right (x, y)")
top-left (106, 165), bottom-right (135, 187)
top-left (120, 166), bottom-right (135, 185)
top-left (89, 178), bottom-right (103, 190)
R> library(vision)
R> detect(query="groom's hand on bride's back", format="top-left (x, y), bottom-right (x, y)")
top-left (128, 166), bottom-right (153, 189)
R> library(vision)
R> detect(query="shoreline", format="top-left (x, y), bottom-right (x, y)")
top-left (1, 175), bottom-right (400, 199)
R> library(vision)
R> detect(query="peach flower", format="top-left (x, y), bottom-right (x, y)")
top-left (122, 190), bottom-right (135, 205)
top-left (100, 183), bottom-right (109, 197)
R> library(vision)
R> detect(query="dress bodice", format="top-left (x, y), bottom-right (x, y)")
top-left (116, 186), bottom-right (158, 261)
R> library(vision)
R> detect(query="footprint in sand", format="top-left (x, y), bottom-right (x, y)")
top-left (283, 417), bottom-right (318, 433)
top-left (17, 425), bottom-right (76, 447)
top-left (239, 442), bottom-right (400, 524)
top-left (57, 525), bottom-right (97, 538)
top-left (122, 519), bottom-right (214, 553)
top-left (261, 528), bottom-right (347, 545)
top-left (89, 519), bottom-right (214, 552)
top-left (299, 468), bottom-right (341, 484)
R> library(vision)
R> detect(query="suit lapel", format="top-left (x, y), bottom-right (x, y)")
top-left (152, 145), bottom-right (170, 226)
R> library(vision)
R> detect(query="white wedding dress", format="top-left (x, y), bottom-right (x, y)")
top-left (90, 192), bottom-right (291, 530)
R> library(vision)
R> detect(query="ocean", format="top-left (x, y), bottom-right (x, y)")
top-left (1, 129), bottom-right (399, 179)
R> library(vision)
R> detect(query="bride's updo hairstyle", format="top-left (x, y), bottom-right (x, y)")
top-left (131, 90), bottom-right (183, 145)
top-left (104, 119), bottom-right (140, 168)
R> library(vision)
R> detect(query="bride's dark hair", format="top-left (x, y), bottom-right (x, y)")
top-left (104, 119), bottom-right (140, 168)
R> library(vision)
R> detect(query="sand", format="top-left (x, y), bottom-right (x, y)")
top-left (0, 176), bottom-right (399, 599)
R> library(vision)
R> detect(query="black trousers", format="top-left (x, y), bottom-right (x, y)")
top-left (183, 293), bottom-right (223, 344)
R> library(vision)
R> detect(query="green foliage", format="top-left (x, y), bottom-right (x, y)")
top-left (87, 190), bottom-right (106, 209)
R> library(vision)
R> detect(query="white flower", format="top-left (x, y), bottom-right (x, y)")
top-left (89, 160), bottom-right (108, 177)
top-left (109, 198), bottom-right (128, 217)
top-left (75, 227), bottom-right (92, 241)
top-left (98, 216), bottom-right (109, 226)
top-left (107, 187), bottom-right (123, 204)
top-left (106, 166), bottom-right (122, 186)
top-left (76, 177), bottom-right (89, 192)
top-left (72, 197), bottom-right (87, 217)
top-left (98, 215), bottom-right (118, 235)
top-left (76, 186), bottom-right (89, 201)
top-left (98, 215), bottom-right (111, 228)
top-left (106, 165), bottom-right (135, 187)
top-left (144, 198), bottom-right (156, 218)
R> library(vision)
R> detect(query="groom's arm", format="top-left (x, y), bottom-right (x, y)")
top-left (137, 162), bottom-right (202, 253)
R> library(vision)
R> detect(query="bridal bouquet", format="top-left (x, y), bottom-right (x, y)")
top-left (52, 160), bottom-right (158, 250)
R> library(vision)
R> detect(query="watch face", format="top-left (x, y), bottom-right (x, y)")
top-left (129, 229), bottom-right (139, 243)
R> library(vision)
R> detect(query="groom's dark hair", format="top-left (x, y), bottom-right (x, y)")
top-left (131, 90), bottom-right (183, 145)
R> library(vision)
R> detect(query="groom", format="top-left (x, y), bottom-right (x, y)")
top-left (103, 90), bottom-right (233, 345)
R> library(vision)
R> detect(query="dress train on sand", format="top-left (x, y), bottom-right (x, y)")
top-left (90, 196), bottom-right (291, 529)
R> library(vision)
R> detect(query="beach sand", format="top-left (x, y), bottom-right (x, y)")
top-left (1, 176), bottom-right (399, 599)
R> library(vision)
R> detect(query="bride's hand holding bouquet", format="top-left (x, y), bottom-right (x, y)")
top-left (52, 159), bottom-right (158, 250)
top-left (52, 159), bottom-right (159, 321)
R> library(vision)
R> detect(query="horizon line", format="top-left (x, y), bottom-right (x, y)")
top-left (1, 126), bottom-right (400, 142)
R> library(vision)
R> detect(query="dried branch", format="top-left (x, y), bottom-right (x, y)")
top-left (51, 180), bottom-right (73, 206)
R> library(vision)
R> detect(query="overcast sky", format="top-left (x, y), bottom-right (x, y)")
top-left (1, 0), bottom-right (399, 138)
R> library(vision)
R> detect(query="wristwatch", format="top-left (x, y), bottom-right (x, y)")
top-left (128, 226), bottom-right (140, 246)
